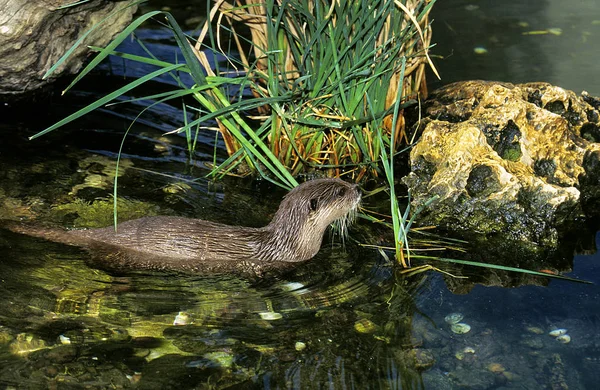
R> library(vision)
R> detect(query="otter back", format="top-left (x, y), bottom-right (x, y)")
top-left (0, 178), bottom-right (361, 276)
top-left (1, 217), bottom-right (270, 275)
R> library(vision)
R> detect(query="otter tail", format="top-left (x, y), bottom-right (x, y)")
top-left (0, 220), bottom-right (89, 247)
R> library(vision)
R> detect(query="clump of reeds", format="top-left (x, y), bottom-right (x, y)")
top-left (197, 0), bottom-right (438, 181)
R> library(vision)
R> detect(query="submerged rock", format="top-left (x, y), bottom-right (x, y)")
top-left (404, 81), bottom-right (600, 261)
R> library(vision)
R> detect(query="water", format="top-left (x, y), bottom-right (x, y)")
top-left (429, 0), bottom-right (600, 96)
top-left (1, 0), bottom-right (600, 388)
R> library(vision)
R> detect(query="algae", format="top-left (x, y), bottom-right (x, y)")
top-left (51, 197), bottom-right (160, 228)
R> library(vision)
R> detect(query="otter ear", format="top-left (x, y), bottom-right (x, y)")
top-left (309, 198), bottom-right (319, 212)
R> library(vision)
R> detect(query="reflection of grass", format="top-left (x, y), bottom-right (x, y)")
top-left (389, 250), bottom-right (592, 284)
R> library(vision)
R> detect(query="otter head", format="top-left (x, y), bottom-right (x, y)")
top-left (265, 178), bottom-right (361, 262)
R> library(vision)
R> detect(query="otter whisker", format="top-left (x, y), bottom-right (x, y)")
top-left (329, 201), bottom-right (359, 248)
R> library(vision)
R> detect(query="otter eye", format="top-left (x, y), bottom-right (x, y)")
top-left (336, 187), bottom-right (347, 197)
top-left (310, 198), bottom-right (319, 211)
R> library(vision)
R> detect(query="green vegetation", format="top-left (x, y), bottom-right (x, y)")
top-left (28, 0), bottom-right (587, 282)
top-left (34, 0), bottom-right (438, 267)
top-left (35, 0), bottom-right (437, 183)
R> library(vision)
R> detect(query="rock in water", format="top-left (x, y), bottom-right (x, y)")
top-left (404, 81), bottom-right (600, 260)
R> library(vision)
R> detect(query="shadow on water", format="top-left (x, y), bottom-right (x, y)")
top-left (0, 0), bottom-right (600, 388)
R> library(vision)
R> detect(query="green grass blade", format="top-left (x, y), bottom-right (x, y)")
top-left (56, 0), bottom-right (94, 9)
top-left (43, 0), bottom-right (145, 80)
top-left (163, 13), bottom-right (207, 87)
top-left (428, 257), bottom-right (593, 284)
top-left (88, 45), bottom-right (181, 70)
top-left (31, 63), bottom-right (185, 140)
top-left (56, 9), bottom-right (162, 92)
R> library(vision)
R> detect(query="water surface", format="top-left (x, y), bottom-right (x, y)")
top-left (1, 0), bottom-right (599, 388)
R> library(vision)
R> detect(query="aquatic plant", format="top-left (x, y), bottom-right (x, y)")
top-left (32, 0), bottom-right (438, 267)
top-left (35, 0), bottom-right (436, 184)
top-left (202, 0), bottom-right (438, 181)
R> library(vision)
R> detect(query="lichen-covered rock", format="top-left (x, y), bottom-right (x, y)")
top-left (0, 0), bottom-right (138, 99)
top-left (403, 81), bottom-right (600, 256)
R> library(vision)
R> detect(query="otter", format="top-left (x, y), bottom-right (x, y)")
top-left (2, 178), bottom-right (361, 276)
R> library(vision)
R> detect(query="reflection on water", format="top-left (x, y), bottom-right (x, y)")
top-left (0, 126), bottom-right (414, 388)
top-left (1, 123), bottom-right (599, 388)
top-left (0, 0), bottom-right (600, 388)
top-left (430, 0), bottom-right (600, 95)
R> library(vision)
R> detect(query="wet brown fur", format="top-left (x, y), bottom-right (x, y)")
top-left (2, 178), bottom-right (361, 276)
